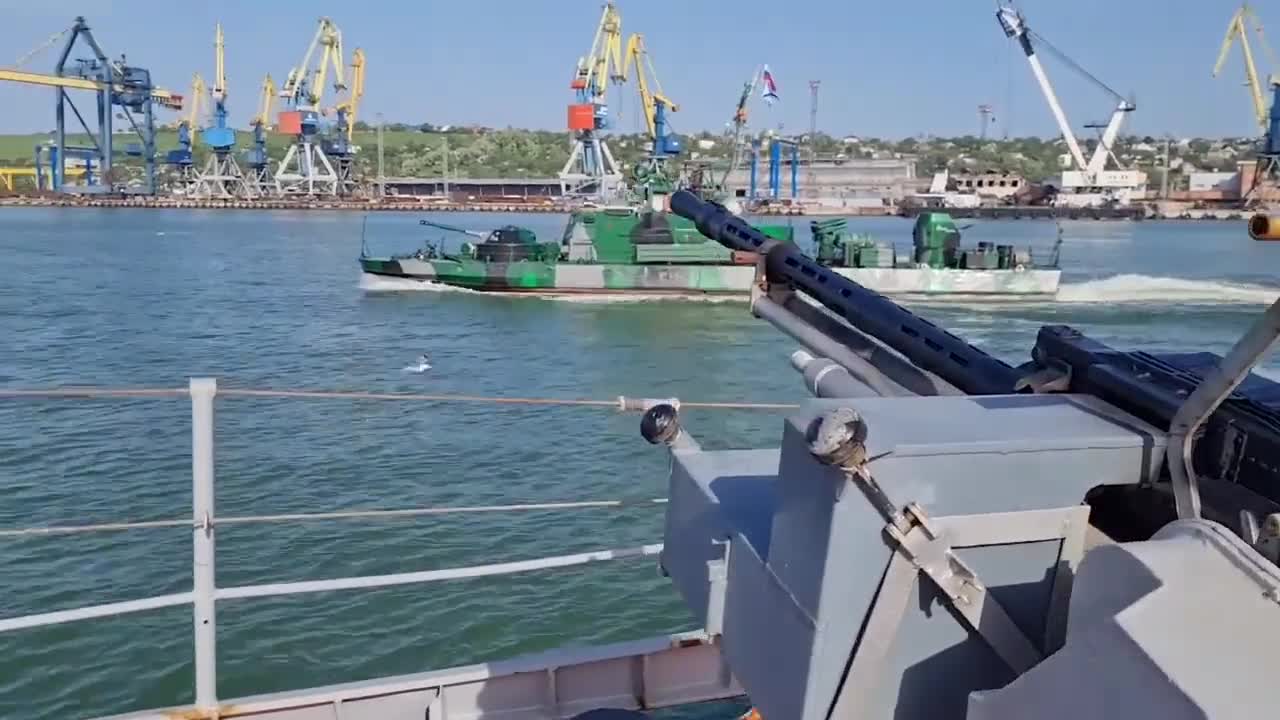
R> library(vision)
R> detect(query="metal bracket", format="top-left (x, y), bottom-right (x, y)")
top-left (705, 538), bottom-right (731, 638)
top-left (827, 494), bottom-right (1089, 720)
top-left (883, 503), bottom-right (1044, 674)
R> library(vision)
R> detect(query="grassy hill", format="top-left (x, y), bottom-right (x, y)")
top-left (0, 126), bottom-right (666, 185)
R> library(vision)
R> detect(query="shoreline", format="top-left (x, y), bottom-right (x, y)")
top-left (0, 195), bottom-right (1259, 221)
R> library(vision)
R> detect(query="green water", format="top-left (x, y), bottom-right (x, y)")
top-left (0, 209), bottom-right (1275, 719)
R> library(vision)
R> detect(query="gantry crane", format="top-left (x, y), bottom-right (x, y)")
top-left (165, 73), bottom-right (206, 187)
top-left (996, 4), bottom-right (1146, 207)
top-left (190, 23), bottom-right (254, 199)
top-left (275, 17), bottom-right (347, 195)
top-left (0, 16), bottom-right (184, 194)
top-left (1213, 3), bottom-right (1279, 135)
top-left (559, 1), bottom-right (627, 200)
top-left (246, 74), bottom-right (276, 193)
top-left (619, 32), bottom-right (681, 199)
top-left (323, 47), bottom-right (365, 194)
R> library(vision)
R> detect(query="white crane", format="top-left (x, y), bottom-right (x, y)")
top-left (996, 4), bottom-right (1147, 207)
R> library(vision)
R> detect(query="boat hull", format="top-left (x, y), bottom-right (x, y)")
top-left (360, 258), bottom-right (1061, 297)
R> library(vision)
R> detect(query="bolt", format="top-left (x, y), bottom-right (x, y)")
top-left (806, 407), bottom-right (868, 469)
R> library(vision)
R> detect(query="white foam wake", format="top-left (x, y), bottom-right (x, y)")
top-left (539, 293), bottom-right (747, 305)
top-left (1055, 274), bottom-right (1278, 305)
top-left (358, 274), bottom-right (480, 294)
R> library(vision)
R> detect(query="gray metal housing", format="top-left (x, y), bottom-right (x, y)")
top-left (660, 393), bottom-right (1167, 719)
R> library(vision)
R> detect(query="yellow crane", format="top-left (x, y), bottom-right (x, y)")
top-left (560, 1), bottom-right (627, 198)
top-left (280, 17), bottom-right (346, 109)
top-left (186, 74), bottom-right (207, 131)
top-left (254, 74), bottom-right (276, 129)
top-left (620, 33), bottom-right (678, 147)
top-left (572, 1), bottom-right (626, 108)
top-left (333, 48), bottom-right (365, 142)
top-left (1213, 2), bottom-right (1279, 133)
top-left (247, 74), bottom-right (276, 191)
top-left (617, 32), bottom-right (681, 194)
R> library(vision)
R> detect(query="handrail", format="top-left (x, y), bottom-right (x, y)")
top-left (0, 385), bottom-right (800, 410)
top-left (0, 498), bottom-right (670, 537)
top-left (0, 378), bottom-right (699, 716)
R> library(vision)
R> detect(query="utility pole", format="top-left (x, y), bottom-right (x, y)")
top-left (442, 135), bottom-right (450, 200)
top-left (376, 113), bottom-right (385, 199)
top-left (808, 80), bottom-right (820, 198)
top-left (978, 104), bottom-right (994, 140)
top-left (1161, 137), bottom-right (1171, 200)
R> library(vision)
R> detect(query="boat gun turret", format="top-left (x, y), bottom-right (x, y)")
top-left (638, 190), bottom-right (1280, 719)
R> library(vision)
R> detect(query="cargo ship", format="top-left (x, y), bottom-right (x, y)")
top-left (358, 205), bottom-right (1062, 298)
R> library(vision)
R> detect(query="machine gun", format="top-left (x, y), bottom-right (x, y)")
top-left (638, 190), bottom-right (1280, 719)
top-left (668, 188), bottom-right (1280, 537)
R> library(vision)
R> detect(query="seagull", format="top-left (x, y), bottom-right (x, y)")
top-left (403, 354), bottom-right (432, 373)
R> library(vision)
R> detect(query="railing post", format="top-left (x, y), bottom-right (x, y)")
top-left (190, 377), bottom-right (218, 711)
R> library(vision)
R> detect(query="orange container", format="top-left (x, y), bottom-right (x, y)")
top-left (731, 250), bottom-right (761, 266)
top-left (277, 111), bottom-right (303, 135)
top-left (567, 104), bottom-right (595, 131)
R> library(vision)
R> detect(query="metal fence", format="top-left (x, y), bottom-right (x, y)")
top-left (0, 378), bottom-right (680, 716)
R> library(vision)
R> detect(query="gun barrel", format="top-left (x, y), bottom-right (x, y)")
top-left (669, 190), bottom-right (1023, 395)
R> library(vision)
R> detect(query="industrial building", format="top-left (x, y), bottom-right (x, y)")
top-left (721, 155), bottom-right (919, 206)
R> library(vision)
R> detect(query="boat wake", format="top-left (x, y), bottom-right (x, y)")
top-left (358, 274), bottom-right (480, 294)
top-left (540, 293), bottom-right (746, 305)
top-left (358, 272), bottom-right (1276, 308)
top-left (1055, 274), bottom-right (1277, 305)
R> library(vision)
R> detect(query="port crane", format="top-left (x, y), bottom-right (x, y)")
top-left (0, 16), bottom-right (184, 194)
top-left (165, 73), bottom-right (206, 187)
top-left (721, 66), bottom-right (763, 190)
top-left (996, 4), bottom-right (1146, 207)
top-left (1213, 3), bottom-right (1278, 135)
top-left (191, 23), bottom-right (255, 199)
top-left (619, 32), bottom-right (681, 199)
top-left (246, 74), bottom-right (276, 193)
top-left (559, 1), bottom-right (627, 200)
top-left (323, 48), bottom-right (365, 195)
top-left (275, 17), bottom-right (347, 195)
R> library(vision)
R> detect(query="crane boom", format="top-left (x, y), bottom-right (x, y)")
top-left (0, 68), bottom-right (183, 109)
top-left (212, 22), bottom-right (226, 102)
top-left (572, 1), bottom-right (625, 105)
top-left (620, 33), bottom-right (677, 142)
top-left (997, 4), bottom-right (1133, 179)
top-left (1213, 3), bottom-right (1277, 133)
top-left (254, 74), bottom-right (275, 127)
top-left (280, 17), bottom-right (346, 108)
top-left (334, 48), bottom-right (365, 142)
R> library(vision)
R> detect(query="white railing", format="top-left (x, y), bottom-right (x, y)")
top-left (0, 378), bottom-right (728, 717)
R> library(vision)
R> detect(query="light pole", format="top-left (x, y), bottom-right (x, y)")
top-left (376, 112), bottom-right (386, 200)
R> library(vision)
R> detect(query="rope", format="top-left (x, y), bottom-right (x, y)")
top-left (0, 388), bottom-right (187, 399)
top-left (0, 386), bottom-right (799, 410)
top-left (0, 498), bottom-right (670, 537)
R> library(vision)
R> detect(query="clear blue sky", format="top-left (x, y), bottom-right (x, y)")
top-left (0, 0), bottom-right (1271, 139)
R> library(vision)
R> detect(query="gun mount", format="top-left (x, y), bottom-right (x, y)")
top-left (643, 191), bottom-right (1280, 719)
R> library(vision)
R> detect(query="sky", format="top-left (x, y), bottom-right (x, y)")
top-left (0, 0), bottom-right (1272, 140)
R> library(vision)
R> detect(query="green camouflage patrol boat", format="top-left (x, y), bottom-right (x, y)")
top-left (358, 207), bottom-right (1062, 298)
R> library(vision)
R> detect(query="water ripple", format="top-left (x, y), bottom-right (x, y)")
top-left (0, 210), bottom-right (1276, 719)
